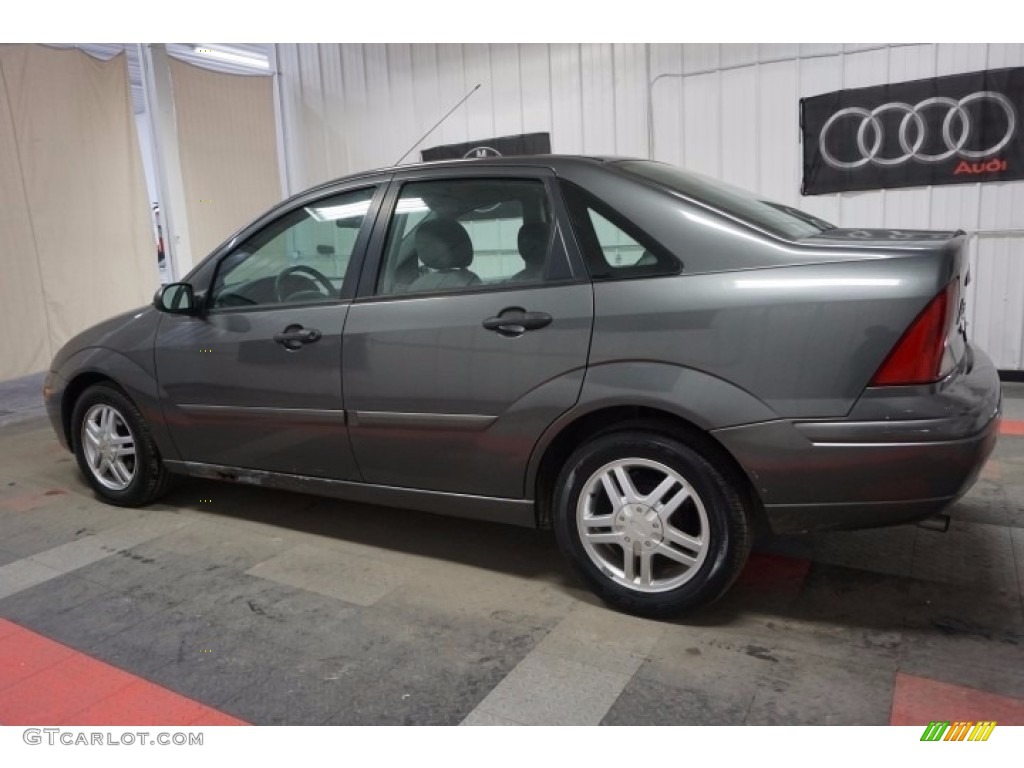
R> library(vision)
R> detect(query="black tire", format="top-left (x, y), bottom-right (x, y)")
top-left (70, 383), bottom-right (173, 507)
top-left (553, 429), bottom-right (751, 618)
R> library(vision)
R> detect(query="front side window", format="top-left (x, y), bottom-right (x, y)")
top-left (376, 178), bottom-right (553, 297)
top-left (210, 187), bottom-right (374, 309)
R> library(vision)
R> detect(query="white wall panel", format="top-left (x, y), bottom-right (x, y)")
top-left (490, 45), bottom-right (523, 137)
top-left (548, 44), bottom-right (584, 154)
top-left (318, 44), bottom-right (349, 182)
top-left (649, 46), bottom-right (684, 167)
top-left (799, 44), bottom-right (843, 58)
top-left (580, 44), bottom-right (616, 154)
top-left (759, 44), bottom-right (800, 61)
top-left (757, 61), bottom-right (800, 208)
top-left (682, 72), bottom-right (720, 178)
top-left (612, 44), bottom-right (649, 158)
top-left (682, 44), bottom-right (719, 74)
top-left (720, 66), bottom-right (758, 191)
top-left (463, 44), bottom-right (495, 145)
top-left (435, 45), bottom-right (469, 147)
top-left (720, 44), bottom-right (759, 70)
top-left (519, 44), bottom-right (552, 137)
top-left (276, 43), bottom-right (1024, 369)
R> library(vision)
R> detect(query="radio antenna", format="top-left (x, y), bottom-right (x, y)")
top-left (393, 83), bottom-right (482, 166)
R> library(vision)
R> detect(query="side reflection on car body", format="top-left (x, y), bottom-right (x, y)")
top-left (44, 156), bottom-right (1001, 616)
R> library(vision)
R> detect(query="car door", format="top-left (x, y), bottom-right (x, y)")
top-left (342, 167), bottom-right (594, 499)
top-left (154, 182), bottom-right (385, 479)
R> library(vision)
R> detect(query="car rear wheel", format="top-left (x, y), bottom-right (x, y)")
top-left (71, 383), bottom-right (172, 507)
top-left (553, 430), bottom-right (751, 618)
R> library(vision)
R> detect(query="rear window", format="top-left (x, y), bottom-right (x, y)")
top-left (616, 160), bottom-right (835, 240)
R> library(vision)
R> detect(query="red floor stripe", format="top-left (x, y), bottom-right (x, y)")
top-left (736, 552), bottom-right (812, 596)
top-left (1000, 419), bottom-right (1024, 436)
top-left (0, 619), bottom-right (247, 726)
top-left (0, 489), bottom-right (67, 513)
top-left (890, 671), bottom-right (1024, 726)
top-left (981, 459), bottom-right (1002, 481)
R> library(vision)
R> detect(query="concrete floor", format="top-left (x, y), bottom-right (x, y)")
top-left (0, 385), bottom-right (1023, 725)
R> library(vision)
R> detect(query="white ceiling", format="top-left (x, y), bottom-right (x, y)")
top-left (47, 44), bottom-right (272, 114)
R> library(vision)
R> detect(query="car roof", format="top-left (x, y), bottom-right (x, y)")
top-left (299, 154), bottom-right (637, 196)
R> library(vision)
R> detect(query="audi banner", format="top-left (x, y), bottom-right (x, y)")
top-left (801, 66), bottom-right (1024, 195)
top-left (421, 132), bottom-right (551, 162)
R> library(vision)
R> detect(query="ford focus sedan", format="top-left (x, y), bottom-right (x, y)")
top-left (43, 156), bottom-right (1001, 617)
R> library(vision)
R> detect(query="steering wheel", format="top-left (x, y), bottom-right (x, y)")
top-left (274, 264), bottom-right (335, 303)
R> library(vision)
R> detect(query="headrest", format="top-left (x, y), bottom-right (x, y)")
top-left (518, 222), bottom-right (549, 267)
top-left (416, 218), bottom-right (473, 270)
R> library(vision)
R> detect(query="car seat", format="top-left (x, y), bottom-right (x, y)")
top-left (406, 218), bottom-right (481, 292)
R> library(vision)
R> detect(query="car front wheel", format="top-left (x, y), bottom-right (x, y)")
top-left (553, 430), bottom-right (751, 618)
top-left (71, 383), bottom-right (172, 507)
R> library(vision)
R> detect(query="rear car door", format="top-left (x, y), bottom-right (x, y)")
top-left (154, 182), bottom-right (385, 479)
top-left (342, 167), bottom-right (594, 499)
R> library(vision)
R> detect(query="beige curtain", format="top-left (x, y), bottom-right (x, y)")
top-left (0, 45), bottom-right (156, 382)
top-left (170, 59), bottom-right (281, 261)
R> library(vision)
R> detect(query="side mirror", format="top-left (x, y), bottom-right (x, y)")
top-left (154, 282), bottom-right (198, 315)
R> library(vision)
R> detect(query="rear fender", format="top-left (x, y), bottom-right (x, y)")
top-left (525, 361), bottom-right (778, 493)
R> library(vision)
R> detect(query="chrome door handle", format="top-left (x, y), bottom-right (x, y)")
top-left (273, 325), bottom-right (322, 350)
top-left (482, 308), bottom-right (553, 337)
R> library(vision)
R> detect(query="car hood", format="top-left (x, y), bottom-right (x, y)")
top-left (50, 304), bottom-right (158, 372)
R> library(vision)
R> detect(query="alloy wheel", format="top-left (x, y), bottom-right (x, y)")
top-left (81, 403), bottom-right (137, 491)
top-left (576, 458), bottom-right (710, 593)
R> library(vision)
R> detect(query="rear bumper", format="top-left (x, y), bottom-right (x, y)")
top-left (713, 344), bottom-right (1001, 534)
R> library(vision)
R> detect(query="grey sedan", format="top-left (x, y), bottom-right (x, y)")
top-left (43, 156), bottom-right (1001, 616)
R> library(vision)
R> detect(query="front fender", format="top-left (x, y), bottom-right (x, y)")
top-left (55, 346), bottom-right (181, 462)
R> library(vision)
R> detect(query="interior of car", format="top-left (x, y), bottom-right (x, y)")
top-left (378, 178), bottom-right (553, 296)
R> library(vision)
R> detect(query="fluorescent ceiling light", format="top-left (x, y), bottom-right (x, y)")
top-left (306, 201), bottom-right (371, 222)
top-left (193, 45), bottom-right (269, 70)
top-left (396, 197), bottom-right (428, 214)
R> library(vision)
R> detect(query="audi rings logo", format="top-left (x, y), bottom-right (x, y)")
top-left (819, 91), bottom-right (1017, 169)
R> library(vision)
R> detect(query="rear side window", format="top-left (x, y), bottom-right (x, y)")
top-left (560, 180), bottom-right (679, 280)
top-left (376, 178), bottom-right (556, 297)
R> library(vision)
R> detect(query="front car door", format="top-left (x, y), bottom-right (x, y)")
top-left (342, 167), bottom-right (594, 500)
top-left (155, 181), bottom-right (385, 479)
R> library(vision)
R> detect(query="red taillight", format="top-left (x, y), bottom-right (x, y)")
top-left (871, 280), bottom-right (958, 386)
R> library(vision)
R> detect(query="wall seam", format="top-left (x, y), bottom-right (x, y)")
top-left (643, 43), bottom-right (652, 159)
top-left (577, 43), bottom-right (585, 152)
top-left (610, 44), bottom-right (619, 154)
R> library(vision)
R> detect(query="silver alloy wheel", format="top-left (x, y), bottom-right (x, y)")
top-left (576, 458), bottom-right (710, 593)
top-left (81, 403), bottom-right (137, 491)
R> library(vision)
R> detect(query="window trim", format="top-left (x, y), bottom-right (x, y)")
top-left (202, 184), bottom-right (383, 315)
top-left (559, 179), bottom-right (682, 281)
top-left (354, 173), bottom-right (582, 303)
